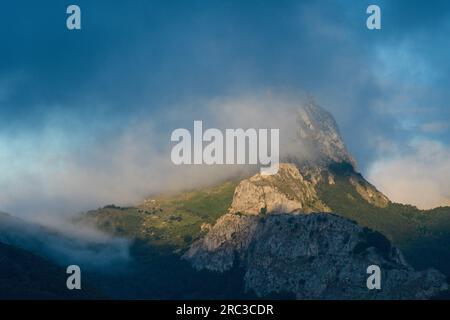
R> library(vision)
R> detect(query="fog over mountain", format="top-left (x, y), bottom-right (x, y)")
top-left (0, 0), bottom-right (450, 301)
top-left (0, 0), bottom-right (449, 218)
top-left (0, 92), bottom-right (448, 226)
top-left (0, 212), bottom-right (130, 270)
top-left (0, 89), bottom-right (449, 300)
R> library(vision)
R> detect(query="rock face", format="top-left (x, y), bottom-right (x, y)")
top-left (229, 163), bottom-right (329, 215)
top-left (348, 174), bottom-right (390, 207)
top-left (229, 162), bottom-right (389, 218)
top-left (293, 100), bottom-right (356, 169)
top-left (184, 213), bottom-right (447, 299)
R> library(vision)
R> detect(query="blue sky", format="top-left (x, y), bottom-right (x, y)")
top-left (0, 0), bottom-right (449, 215)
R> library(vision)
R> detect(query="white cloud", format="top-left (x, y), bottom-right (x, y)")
top-left (0, 92), bottom-right (309, 219)
top-left (368, 140), bottom-right (450, 209)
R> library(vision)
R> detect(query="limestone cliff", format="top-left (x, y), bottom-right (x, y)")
top-left (292, 99), bottom-right (356, 169)
top-left (184, 213), bottom-right (447, 299)
top-left (229, 162), bottom-right (389, 218)
top-left (229, 163), bottom-right (330, 215)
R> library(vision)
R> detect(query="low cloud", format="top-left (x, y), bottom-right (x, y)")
top-left (0, 213), bottom-right (131, 270)
top-left (368, 140), bottom-right (450, 209)
top-left (0, 92), bottom-right (312, 220)
top-left (2, 92), bottom-right (448, 219)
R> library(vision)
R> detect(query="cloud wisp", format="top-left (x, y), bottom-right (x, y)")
top-left (368, 140), bottom-right (450, 210)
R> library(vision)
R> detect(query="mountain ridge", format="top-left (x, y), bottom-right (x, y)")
top-left (2, 100), bottom-right (450, 299)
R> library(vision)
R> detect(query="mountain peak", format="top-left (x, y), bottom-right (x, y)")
top-left (292, 99), bottom-right (356, 169)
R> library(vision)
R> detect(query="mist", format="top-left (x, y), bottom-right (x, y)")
top-left (0, 92), bottom-right (320, 219)
top-left (0, 212), bottom-right (130, 270)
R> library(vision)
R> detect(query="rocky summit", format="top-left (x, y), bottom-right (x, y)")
top-left (183, 100), bottom-right (447, 299)
top-left (291, 100), bottom-right (356, 169)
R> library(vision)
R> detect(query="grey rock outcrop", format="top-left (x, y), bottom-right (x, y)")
top-left (229, 162), bottom-right (388, 218)
top-left (229, 163), bottom-right (330, 215)
top-left (184, 213), bottom-right (447, 299)
top-left (293, 100), bottom-right (356, 169)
